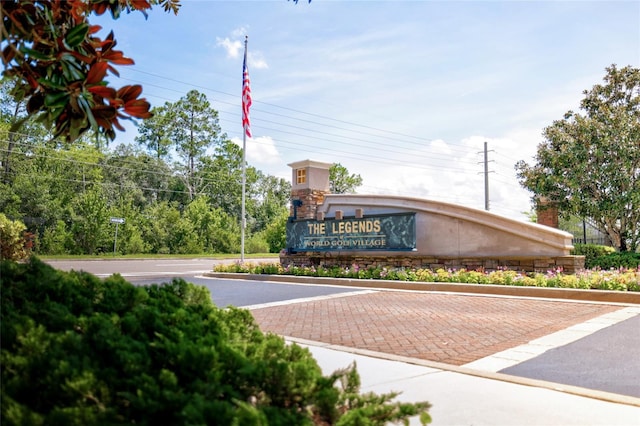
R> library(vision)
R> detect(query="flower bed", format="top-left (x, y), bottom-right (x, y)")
top-left (213, 262), bottom-right (640, 292)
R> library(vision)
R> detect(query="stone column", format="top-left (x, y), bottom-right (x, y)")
top-left (288, 160), bottom-right (332, 220)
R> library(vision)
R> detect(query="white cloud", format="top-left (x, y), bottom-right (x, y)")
top-left (216, 28), bottom-right (268, 68)
top-left (216, 37), bottom-right (242, 58)
top-left (248, 52), bottom-right (268, 70)
top-left (346, 134), bottom-right (535, 222)
top-left (231, 27), bottom-right (248, 39)
top-left (430, 139), bottom-right (453, 155)
top-left (231, 135), bottom-right (281, 166)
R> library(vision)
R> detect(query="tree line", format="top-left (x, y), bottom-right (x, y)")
top-left (1, 84), bottom-right (292, 255)
top-left (1, 82), bottom-right (364, 256)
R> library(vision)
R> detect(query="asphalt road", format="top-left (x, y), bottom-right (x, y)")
top-left (501, 314), bottom-right (640, 398)
top-left (45, 258), bottom-right (365, 308)
top-left (44, 258), bottom-right (640, 398)
top-left (45, 258), bottom-right (233, 280)
top-left (134, 276), bottom-right (367, 308)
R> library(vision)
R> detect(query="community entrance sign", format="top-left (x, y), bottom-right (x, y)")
top-left (287, 213), bottom-right (416, 252)
top-left (281, 159), bottom-right (583, 273)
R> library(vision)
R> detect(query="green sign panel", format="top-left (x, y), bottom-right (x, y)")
top-left (286, 213), bottom-right (416, 252)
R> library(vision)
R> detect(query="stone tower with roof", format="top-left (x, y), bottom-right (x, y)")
top-left (288, 159), bottom-right (332, 221)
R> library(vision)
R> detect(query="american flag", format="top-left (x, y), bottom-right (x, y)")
top-left (242, 42), bottom-right (252, 138)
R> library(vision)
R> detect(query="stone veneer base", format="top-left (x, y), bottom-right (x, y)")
top-left (280, 252), bottom-right (585, 274)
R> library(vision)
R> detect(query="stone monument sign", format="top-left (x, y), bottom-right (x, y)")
top-left (281, 159), bottom-right (584, 273)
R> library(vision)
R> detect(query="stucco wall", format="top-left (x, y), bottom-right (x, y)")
top-left (316, 194), bottom-right (574, 257)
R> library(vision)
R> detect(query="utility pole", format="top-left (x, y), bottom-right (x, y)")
top-left (478, 142), bottom-right (494, 211)
top-left (484, 142), bottom-right (490, 211)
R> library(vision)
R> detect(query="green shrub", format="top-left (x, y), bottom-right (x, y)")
top-left (264, 212), bottom-right (288, 253)
top-left (121, 227), bottom-right (149, 255)
top-left (244, 233), bottom-right (270, 254)
top-left (571, 244), bottom-right (615, 268)
top-left (0, 213), bottom-right (32, 261)
top-left (38, 219), bottom-right (72, 255)
top-left (589, 252), bottom-right (640, 269)
top-left (1, 258), bottom-right (431, 425)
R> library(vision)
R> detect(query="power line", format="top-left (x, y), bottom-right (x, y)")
top-left (0, 144), bottom-right (259, 189)
top-left (2, 64), bottom-right (538, 218)
top-left (2, 134), bottom-right (477, 181)
top-left (120, 68), bottom-right (479, 154)
top-left (114, 75), bottom-right (480, 166)
top-left (216, 118), bottom-right (478, 172)
top-left (126, 68), bottom-right (443, 145)
top-left (3, 71), bottom-right (484, 177)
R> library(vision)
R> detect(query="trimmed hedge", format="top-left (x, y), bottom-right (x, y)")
top-left (1, 258), bottom-right (431, 425)
top-left (588, 252), bottom-right (640, 270)
top-left (572, 244), bottom-right (640, 269)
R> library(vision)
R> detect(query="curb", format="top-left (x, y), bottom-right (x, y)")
top-left (204, 272), bottom-right (640, 304)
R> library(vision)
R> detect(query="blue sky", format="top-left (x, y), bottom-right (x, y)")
top-left (93, 1), bottom-right (640, 220)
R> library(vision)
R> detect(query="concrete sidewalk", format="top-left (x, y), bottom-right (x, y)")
top-left (295, 338), bottom-right (640, 425)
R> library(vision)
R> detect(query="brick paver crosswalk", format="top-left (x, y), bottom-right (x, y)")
top-left (250, 291), bottom-right (622, 365)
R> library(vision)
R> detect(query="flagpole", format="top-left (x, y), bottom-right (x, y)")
top-left (241, 123), bottom-right (246, 263)
top-left (241, 35), bottom-right (249, 263)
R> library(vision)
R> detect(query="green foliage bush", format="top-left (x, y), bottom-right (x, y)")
top-left (38, 219), bottom-right (72, 255)
top-left (572, 244), bottom-right (640, 269)
top-left (571, 244), bottom-right (616, 268)
top-left (1, 258), bottom-right (431, 425)
top-left (588, 252), bottom-right (640, 270)
top-left (264, 212), bottom-right (288, 253)
top-left (245, 232), bottom-right (270, 254)
top-left (0, 213), bottom-right (33, 261)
